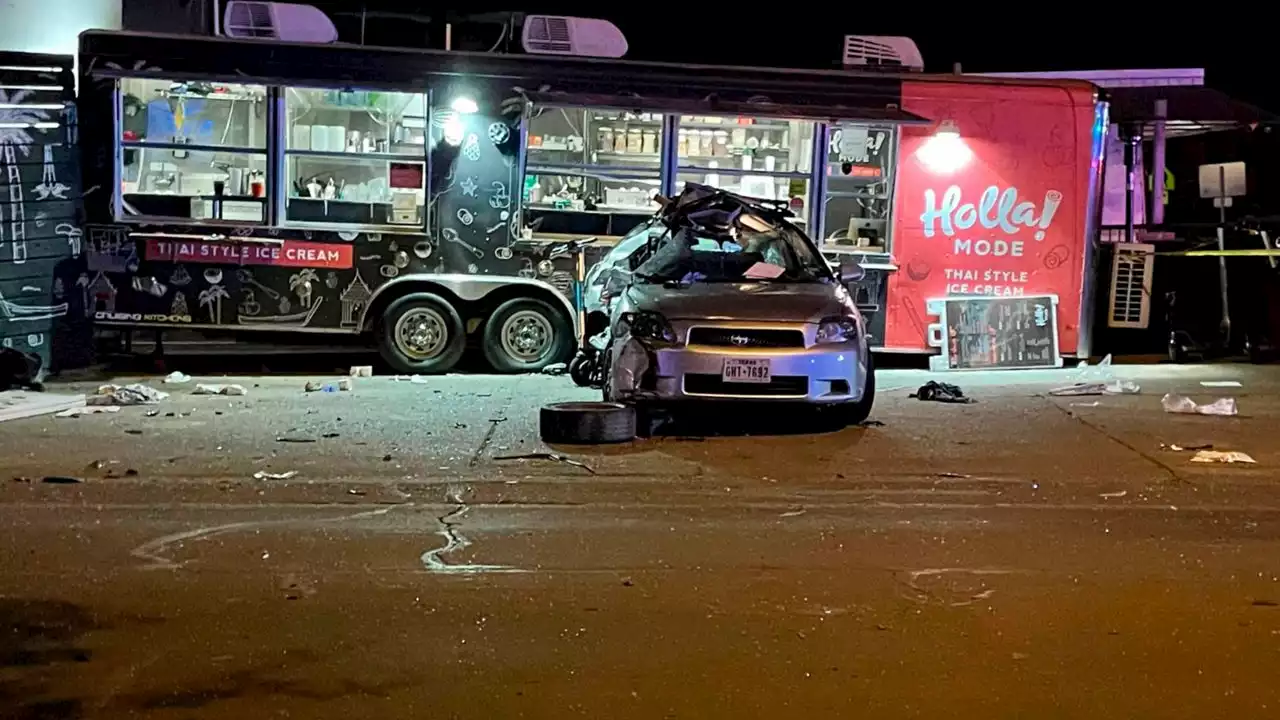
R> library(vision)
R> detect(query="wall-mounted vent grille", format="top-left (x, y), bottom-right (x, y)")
top-left (1108, 243), bottom-right (1155, 329)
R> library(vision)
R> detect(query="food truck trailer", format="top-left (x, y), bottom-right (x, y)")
top-left (73, 29), bottom-right (1106, 372)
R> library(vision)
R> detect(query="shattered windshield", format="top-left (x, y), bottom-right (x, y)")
top-left (633, 219), bottom-right (828, 284)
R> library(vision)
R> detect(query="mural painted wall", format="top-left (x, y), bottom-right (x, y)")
top-left (885, 79), bottom-right (1102, 354)
top-left (0, 54), bottom-right (87, 368)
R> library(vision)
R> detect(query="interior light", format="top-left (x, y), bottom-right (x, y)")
top-left (450, 97), bottom-right (478, 114)
top-left (442, 116), bottom-right (465, 146)
top-left (916, 120), bottom-right (971, 174)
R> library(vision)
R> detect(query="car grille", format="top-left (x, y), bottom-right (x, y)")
top-left (686, 327), bottom-right (805, 348)
top-left (683, 374), bottom-right (808, 397)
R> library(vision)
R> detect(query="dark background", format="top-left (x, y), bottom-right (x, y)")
top-left (123, 2), bottom-right (1275, 110)
top-left (298, 4), bottom-right (1275, 111)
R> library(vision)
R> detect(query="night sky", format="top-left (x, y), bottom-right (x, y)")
top-left (307, 4), bottom-right (1275, 111)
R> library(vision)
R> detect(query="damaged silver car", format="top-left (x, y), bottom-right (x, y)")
top-left (594, 183), bottom-right (875, 425)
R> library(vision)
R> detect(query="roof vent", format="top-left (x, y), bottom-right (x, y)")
top-left (522, 15), bottom-right (627, 58)
top-left (223, 2), bottom-right (338, 43)
top-left (841, 35), bottom-right (923, 72)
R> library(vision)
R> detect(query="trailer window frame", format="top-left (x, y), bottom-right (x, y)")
top-left (671, 113), bottom-right (818, 233)
top-left (521, 104), bottom-right (668, 243)
top-left (114, 77), bottom-right (273, 226)
top-left (279, 85), bottom-right (430, 233)
top-left (817, 122), bottom-right (900, 256)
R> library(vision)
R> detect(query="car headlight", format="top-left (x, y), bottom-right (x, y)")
top-left (815, 315), bottom-right (859, 344)
top-left (618, 311), bottom-right (677, 344)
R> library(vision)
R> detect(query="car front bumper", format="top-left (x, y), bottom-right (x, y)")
top-left (645, 341), bottom-right (868, 404)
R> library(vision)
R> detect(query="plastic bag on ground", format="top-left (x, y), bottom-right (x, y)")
top-left (193, 383), bottom-right (247, 396)
top-left (1161, 393), bottom-right (1238, 416)
top-left (1073, 354), bottom-right (1114, 382)
top-left (87, 383), bottom-right (168, 406)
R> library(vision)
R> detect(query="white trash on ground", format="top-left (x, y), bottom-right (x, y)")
top-left (55, 406), bottom-right (121, 418)
top-left (193, 383), bottom-right (247, 396)
top-left (1161, 393), bottom-right (1238, 416)
top-left (1190, 450), bottom-right (1255, 464)
top-left (1050, 355), bottom-right (1140, 396)
top-left (162, 371), bottom-right (191, 383)
top-left (88, 384), bottom-right (169, 406)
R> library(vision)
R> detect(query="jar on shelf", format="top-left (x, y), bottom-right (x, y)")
top-left (597, 127), bottom-right (614, 153)
top-left (677, 129), bottom-right (689, 157)
top-left (626, 128), bottom-right (643, 153)
top-left (698, 130), bottom-right (714, 156)
top-left (712, 131), bottom-right (729, 157)
top-left (642, 129), bottom-right (657, 154)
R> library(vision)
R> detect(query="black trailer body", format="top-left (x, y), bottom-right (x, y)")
top-left (77, 30), bottom-right (920, 372)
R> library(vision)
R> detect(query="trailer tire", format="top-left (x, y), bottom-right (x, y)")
top-left (378, 293), bottom-right (466, 374)
top-left (540, 401), bottom-right (636, 444)
top-left (483, 297), bottom-right (574, 373)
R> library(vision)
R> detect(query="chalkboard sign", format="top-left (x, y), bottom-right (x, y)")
top-left (938, 295), bottom-right (1061, 370)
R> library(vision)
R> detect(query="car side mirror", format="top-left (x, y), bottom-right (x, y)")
top-left (839, 261), bottom-right (865, 283)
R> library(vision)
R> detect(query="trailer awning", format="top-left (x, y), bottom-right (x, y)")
top-left (80, 31), bottom-right (926, 125)
top-left (1108, 86), bottom-right (1278, 137)
top-left (523, 91), bottom-right (930, 124)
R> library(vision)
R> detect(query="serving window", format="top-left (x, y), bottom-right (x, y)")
top-left (524, 107), bottom-right (663, 240)
top-left (675, 115), bottom-right (815, 224)
top-left (284, 87), bottom-right (427, 228)
top-left (117, 78), bottom-right (269, 223)
top-left (820, 123), bottom-right (898, 254)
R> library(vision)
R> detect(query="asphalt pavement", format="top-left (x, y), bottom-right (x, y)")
top-left (3, 362), bottom-right (1280, 718)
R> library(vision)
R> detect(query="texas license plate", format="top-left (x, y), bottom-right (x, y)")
top-left (722, 358), bottom-right (771, 383)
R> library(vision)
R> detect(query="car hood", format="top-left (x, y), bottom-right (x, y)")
top-left (625, 281), bottom-right (848, 323)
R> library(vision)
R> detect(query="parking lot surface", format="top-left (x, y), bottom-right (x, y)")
top-left (3, 363), bottom-right (1279, 718)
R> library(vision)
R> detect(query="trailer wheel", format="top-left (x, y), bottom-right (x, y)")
top-left (378, 293), bottom-right (466, 374)
top-left (482, 297), bottom-right (574, 373)
top-left (540, 401), bottom-right (636, 444)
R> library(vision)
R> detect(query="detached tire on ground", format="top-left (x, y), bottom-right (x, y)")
top-left (483, 298), bottom-right (575, 373)
top-left (540, 402), bottom-right (636, 444)
top-left (377, 293), bottom-right (466, 374)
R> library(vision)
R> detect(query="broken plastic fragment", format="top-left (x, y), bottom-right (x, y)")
top-left (608, 335), bottom-right (651, 400)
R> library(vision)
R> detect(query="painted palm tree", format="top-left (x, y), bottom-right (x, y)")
top-left (198, 284), bottom-right (230, 323)
top-left (0, 89), bottom-right (52, 150)
top-left (289, 269), bottom-right (318, 309)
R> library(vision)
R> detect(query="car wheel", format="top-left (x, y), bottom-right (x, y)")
top-left (834, 354), bottom-right (876, 426)
top-left (540, 401), bottom-right (636, 444)
top-left (483, 298), bottom-right (575, 373)
top-left (377, 293), bottom-right (466, 374)
top-left (569, 354), bottom-right (595, 387)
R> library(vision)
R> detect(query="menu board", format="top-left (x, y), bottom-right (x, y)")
top-left (940, 295), bottom-right (1061, 370)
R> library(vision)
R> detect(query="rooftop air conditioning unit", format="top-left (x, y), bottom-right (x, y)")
top-left (223, 1), bottom-right (338, 43)
top-left (522, 15), bottom-right (627, 58)
top-left (841, 36), bottom-right (923, 72)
